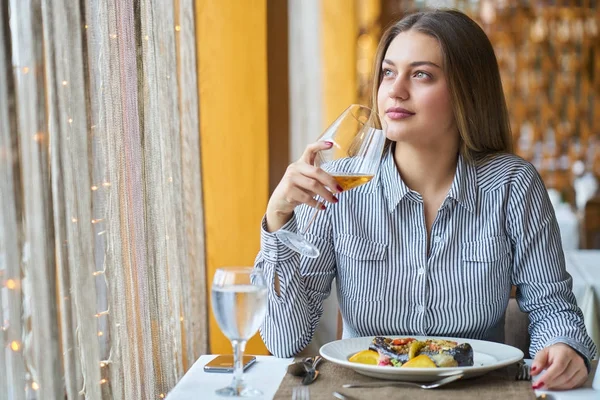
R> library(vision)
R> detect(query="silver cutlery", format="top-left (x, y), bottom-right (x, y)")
top-left (292, 385), bottom-right (310, 400)
top-left (515, 360), bottom-right (532, 381)
top-left (342, 373), bottom-right (463, 389)
top-left (302, 356), bottom-right (323, 385)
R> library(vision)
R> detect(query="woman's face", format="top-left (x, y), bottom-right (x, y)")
top-left (377, 30), bottom-right (457, 147)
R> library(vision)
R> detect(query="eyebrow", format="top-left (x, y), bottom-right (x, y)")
top-left (382, 59), bottom-right (441, 69)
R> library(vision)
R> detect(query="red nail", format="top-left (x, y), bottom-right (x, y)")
top-left (533, 382), bottom-right (544, 389)
top-left (336, 185), bottom-right (343, 192)
top-left (320, 204), bottom-right (326, 210)
top-left (531, 366), bottom-right (537, 372)
top-left (332, 197), bottom-right (338, 203)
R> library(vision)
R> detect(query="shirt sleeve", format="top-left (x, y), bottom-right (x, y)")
top-left (254, 204), bottom-right (337, 357)
top-left (507, 162), bottom-right (597, 369)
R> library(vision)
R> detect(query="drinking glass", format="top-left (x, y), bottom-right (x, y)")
top-left (211, 267), bottom-right (268, 397)
top-left (275, 104), bottom-right (387, 258)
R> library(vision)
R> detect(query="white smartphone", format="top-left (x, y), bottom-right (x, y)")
top-left (203, 355), bottom-right (257, 373)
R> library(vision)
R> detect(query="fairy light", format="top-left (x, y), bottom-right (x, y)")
top-left (175, 25), bottom-right (181, 32)
top-left (102, 181), bottom-right (111, 187)
top-left (92, 270), bottom-right (105, 276)
top-left (22, 67), bottom-right (29, 74)
top-left (179, 316), bottom-right (184, 322)
top-left (68, 118), bottom-right (73, 124)
top-left (6, 279), bottom-right (17, 290)
top-left (62, 80), bottom-right (68, 86)
top-left (72, 218), bottom-right (78, 223)
top-left (91, 218), bottom-right (103, 224)
top-left (10, 341), bottom-right (20, 351)
top-left (91, 185), bottom-right (98, 191)
top-left (100, 362), bottom-right (106, 367)
top-left (100, 379), bottom-right (107, 385)
top-left (32, 382), bottom-right (39, 391)
top-left (110, 34), bottom-right (117, 39)
top-left (84, 25), bottom-right (88, 29)
top-left (159, 394), bottom-right (165, 399)
top-left (33, 133), bottom-right (44, 142)
top-left (144, 35), bottom-right (149, 41)
top-left (97, 331), bottom-right (103, 337)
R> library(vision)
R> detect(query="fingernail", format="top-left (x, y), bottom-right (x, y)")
top-left (324, 141), bottom-right (333, 147)
top-left (332, 197), bottom-right (338, 203)
top-left (320, 204), bottom-right (326, 210)
top-left (531, 366), bottom-right (537, 373)
top-left (532, 382), bottom-right (544, 389)
top-left (336, 185), bottom-right (343, 192)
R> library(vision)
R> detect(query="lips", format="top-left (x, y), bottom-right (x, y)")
top-left (386, 106), bottom-right (415, 120)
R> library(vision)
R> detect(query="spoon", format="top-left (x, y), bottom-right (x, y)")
top-left (342, 372), bottom-right (463, 389)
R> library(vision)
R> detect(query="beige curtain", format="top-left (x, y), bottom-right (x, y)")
top-left (0, 0), bottom-right (207, 398)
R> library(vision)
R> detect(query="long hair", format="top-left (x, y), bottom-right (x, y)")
top-left (371, 9), bottom-right (513, 161)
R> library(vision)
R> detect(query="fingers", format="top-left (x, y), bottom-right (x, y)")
top-left (530, 347), bottom-right (549, 377)
top-left (300, 140), bottom-right (334, 164)
top-left (293, 173), bottom-right (339, 205)
top-left (532, 344), bottom-right (588, 390)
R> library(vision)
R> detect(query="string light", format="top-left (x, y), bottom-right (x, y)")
top-left (22, 67), bottom-right (29, 74)
top-left (159, 394), bottom-right (165, 398)
top-left (144, 35), bottom-right (149, 41)
top-left (175, 25), bottom-right (181, 32)
top-left (110, 34), bottom-right (117, 39)
top-left (71, 218), bottom-right (78, 223)
top-left (68, 118), bottom-right (73, 124)
top-left (62, 80), bottom-right (68, 86)
top-left (100, 362), bottom-right (106, 367)
top-left (97, 331), bottom-right (103, 337)
top-left (5, 279), bottom-right (17, 290)
top-left (91, 218), bottom-right (104, 224)
top-left (33, 133), bottom-right (44, 142)
top-left (179, 317), bottom-right (184, 322)
top-left (100, 379), bottom-right (107, 385)
top-left (102, 182), bottom-right (111, 187)
top-left (10, 341), bottom-right (20, 351)
top-left (92, 270), bottom-right (105, 276)
top-left (32, 382), bottom-right (39, 391)
top-left (91, 185), bottom-right (98, 191)
top-left (84, 25), bottom-right (88, 29)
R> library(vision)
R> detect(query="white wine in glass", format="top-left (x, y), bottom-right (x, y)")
top-left (211, 267), bottom-right (268, 397)
top-left (275, 104), bottom-right (386, 258)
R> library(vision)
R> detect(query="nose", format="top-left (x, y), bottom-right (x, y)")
top-left (388, 76), bottom-right (409, 101)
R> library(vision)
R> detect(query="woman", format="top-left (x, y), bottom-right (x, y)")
top-left (254, 9), bottom-right (596, 390)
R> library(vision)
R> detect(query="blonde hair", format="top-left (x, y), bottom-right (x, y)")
top-left (371, 9), bottom-right (513, 161)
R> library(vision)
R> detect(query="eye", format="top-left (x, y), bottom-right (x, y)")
top-left (413, 71), bottom-right (431, 79)
top-left (382, 68), bottom-right (395, 78)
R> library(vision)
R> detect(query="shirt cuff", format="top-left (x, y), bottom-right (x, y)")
top-left (260, 214), bottom-right (299, 262)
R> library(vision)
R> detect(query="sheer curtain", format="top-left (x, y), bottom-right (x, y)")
top-left (0, 0), bottom-right (207, 398)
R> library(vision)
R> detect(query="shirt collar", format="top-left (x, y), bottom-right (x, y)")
top-left (380, 145), bottom-right (477, 214)
top-left (446, 153), bottom-right (477, 214)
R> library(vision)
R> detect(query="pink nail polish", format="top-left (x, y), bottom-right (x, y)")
top-left (324, 141), bottom-right (333, 147)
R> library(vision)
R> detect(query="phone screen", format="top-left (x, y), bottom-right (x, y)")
top-left (203, 355), bottom-right (257, 373)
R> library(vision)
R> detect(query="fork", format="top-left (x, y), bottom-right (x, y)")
top-left (515, 360), bottom-right (531, 381)
top-left (292, 385), bottom-right (310, 400)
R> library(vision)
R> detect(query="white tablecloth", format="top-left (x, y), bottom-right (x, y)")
top-left (565, 250), bottom-right (600, 350)
top-left (167, 355), bottom-right (599, 400)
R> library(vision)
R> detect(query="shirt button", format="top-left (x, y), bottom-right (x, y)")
top-left (265, 238), bottom-right (276, 245)
top-left (433, 236), bottom-right (441, 243)
top-left (418, 267), bottom-right (425, 275)
top-left (268, 250), bottom-right (277, 258)
top-left (416, 305), bottom-right (424, 313)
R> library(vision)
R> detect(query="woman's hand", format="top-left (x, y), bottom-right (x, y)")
top-left (530, 343), bottom-right (588, 390)
top-left (265, 140), bottom-right (343, 232)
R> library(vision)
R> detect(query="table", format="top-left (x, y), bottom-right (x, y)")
top-left (565, 251), bottom-right (600, 349)
top-left (167, 355), bottom-right (600, 400)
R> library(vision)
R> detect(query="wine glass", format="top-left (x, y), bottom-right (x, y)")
top-left (211, 267), bottom-right (268, 397)
top-left (275, 104), bottom-right (387, 258)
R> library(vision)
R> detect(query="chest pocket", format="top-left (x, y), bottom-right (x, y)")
top-left (335, 234), bottom-right (388, 302)
top-left (461, 236), bottom-right (512, 305)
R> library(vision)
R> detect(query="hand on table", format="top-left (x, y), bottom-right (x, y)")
top-left (531, 343), bottom-right (588, 390)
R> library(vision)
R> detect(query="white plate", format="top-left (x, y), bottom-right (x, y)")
top-left (319, 336), bottom-right (524, 382)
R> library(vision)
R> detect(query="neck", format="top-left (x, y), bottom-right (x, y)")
top-left (392, 142), bottom-right (459, 198)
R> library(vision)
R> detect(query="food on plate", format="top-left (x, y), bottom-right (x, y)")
top-left (348, 336), bottom-right (474, 368)
top-left (348, 349), bottom-right (379, 365)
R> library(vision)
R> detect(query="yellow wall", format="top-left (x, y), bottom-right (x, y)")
top-left (196, 0), bottom-right (270, 355)
top-left (321, 0), bottom-right (358, 128)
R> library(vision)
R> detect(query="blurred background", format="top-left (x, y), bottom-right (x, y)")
top-left (1, 0), bottom-right (599, 398)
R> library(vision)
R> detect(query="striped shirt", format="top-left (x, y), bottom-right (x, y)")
top-left (255, 146), bottom-right (597, 365)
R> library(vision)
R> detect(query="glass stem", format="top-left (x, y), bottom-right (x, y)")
top-left (231, 339), bottom-right (247, 391)
top-left (302, 201), bottom-right (323, 234)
